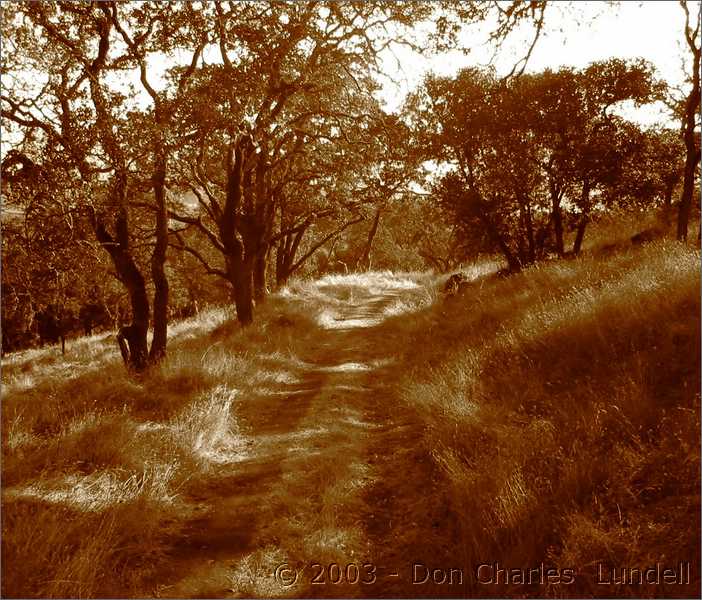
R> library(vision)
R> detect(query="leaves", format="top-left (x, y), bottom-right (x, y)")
top-left (410, 58), bottom-right (665, 263)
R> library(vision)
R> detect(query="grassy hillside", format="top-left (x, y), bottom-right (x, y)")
top-left (395, 239), bottom-right (700, 597)
top-left (1, 270), bottom-right (439, 598)
top-left (1, 299), bottom-right (324, 597)
top-left (1, 233), bottom-right (699, 598)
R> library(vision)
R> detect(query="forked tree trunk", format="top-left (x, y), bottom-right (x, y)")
top-left (93, 192), bottom-right (151, 372)
top-left (221, 136), bottom-right (256, 326)
top-left (275, 222), bottom-right (309, 287)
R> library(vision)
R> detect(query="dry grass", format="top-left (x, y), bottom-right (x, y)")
top-left (0, 293), bottom-right (326, 598)
top-left (397, 238), bottom-right (700, 597)
top-left (1, 270), bottom-right (433, 598)
top-left (2, 233), bottom-right (698, 598)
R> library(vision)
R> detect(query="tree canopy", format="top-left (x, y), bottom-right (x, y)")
top-left (1, 0), bottom-right (697, 368)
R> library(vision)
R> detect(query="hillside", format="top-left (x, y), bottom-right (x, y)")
top-left (1, 240), bottom-right (700, 599)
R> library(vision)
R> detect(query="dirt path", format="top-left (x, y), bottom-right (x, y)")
top-left (151, 277), bottom-right (461, 598)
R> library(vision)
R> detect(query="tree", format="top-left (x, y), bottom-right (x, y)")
top-left (2, 2), bottom-right (205, 371)
top-left (675, 0), bottom-right (701, 241)
top-left (168, 59), bottom-right (380, 321)
top-left (411, 59), bottom-right (661, 268)
top-left (1, 150), bottom-right (122, 353)
top-left (168, 1), bottom-right (448, 324)
top-left (606, 127), bottom-right (685, 221)
top-left (2, 0), bottom-right (557, 341)
top-left (517, 61), bottom-right (662, 254)
top-left (567, 59), bottom-right (662, 253)
top-left (409, 67), bottom-right (552, 270)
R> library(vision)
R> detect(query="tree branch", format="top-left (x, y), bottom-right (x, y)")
top-left (170, 231), bottom-right (228, 279)
top-left (289, 216), bottom-right (364, 273)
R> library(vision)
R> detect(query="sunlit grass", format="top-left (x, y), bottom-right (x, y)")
top-left (399, 238), bottom-right (700, 597)
top-left (0, 294), bottom-right (322, 597)
top-left (2, 240), bottom-right (698, 598)
top-left (1, 272), bottom-right (421, 598)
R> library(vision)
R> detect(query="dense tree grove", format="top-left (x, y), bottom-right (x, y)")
top-left (406, 59), bottom-right (674, 270)
top-left (1, 1), bottom-right (699, 369)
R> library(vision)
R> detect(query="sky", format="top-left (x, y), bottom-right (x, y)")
top-left (376, 0), bottom-right (700, 127)
top-left (121, 1), bottom-right (700, 129)
top-left (2, 0), bottom-right (698, 148)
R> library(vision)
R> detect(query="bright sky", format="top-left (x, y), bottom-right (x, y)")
top-left (377, 0), bottom-right (700, 127)
top-left (2, 0), bottom-right (697, 148)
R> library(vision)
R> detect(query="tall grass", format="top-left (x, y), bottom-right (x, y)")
top-left (2, 234), bottom-right (698, 598)
top-left (400, 239), bottom-right (700, 597)
top-left (1, 295), bottom-right (323, 598)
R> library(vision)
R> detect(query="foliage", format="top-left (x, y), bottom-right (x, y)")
top-left (408, 59), bottom-right (666, 267)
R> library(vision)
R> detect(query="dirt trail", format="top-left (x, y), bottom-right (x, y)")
top-left (152, 277), bottom-right (461, 598)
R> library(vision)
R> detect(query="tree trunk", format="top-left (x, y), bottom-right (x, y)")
top-left (553, 209), bottom-right (564, 256)
top-left (249, 150), bottom-right (275, 304)
top-left (287, 216), bottom-right (365, 277)
top-left (677, 20), bottom-right (701, 241)
top-left (572, 215), bottom-right (589, 255)
top-left (149, 153), bottom-right (169, 363)
top-left (516, 234), bottom-right (527, 266)
top-left (276, 220), bottom-right (311, 287)
top-left (253, 248), bottom-right (268, 304)
top-left (525, 204), bottom-right (535, 263)
top-left (275, 234), bottom-right (292, 287)
top-left (662, 178), bottom-right (676, 225)
top-left (275, 229), bottom-right (296, 287)
top-left (120, 263), bottom-right (150, 371)
top-left (677, 146), bottom-right (701, 241)
top-left (477, 208), bottom-right (521, 272)
top-left (572, 180), bottom-right (591, 255)
top-left (229, 256), bottom-right (254, 325)
top-left (220, 135), bottom-right (255, 326)
top-left (93, 201), bottom-right (150, 372)
top-left (549, 179), bottom-right (565, 256)
top-left (517, 192), bottom-right (536, 264)
top-left (357, 208), bottom-right (381, 271)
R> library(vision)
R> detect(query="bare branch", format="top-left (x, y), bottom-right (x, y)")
top-left (290, 216), bottom-right (364, 273)
top-left (168, 210), bottom-right (226, 253)
top-left (170, 231), bottom-right (228, 279)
